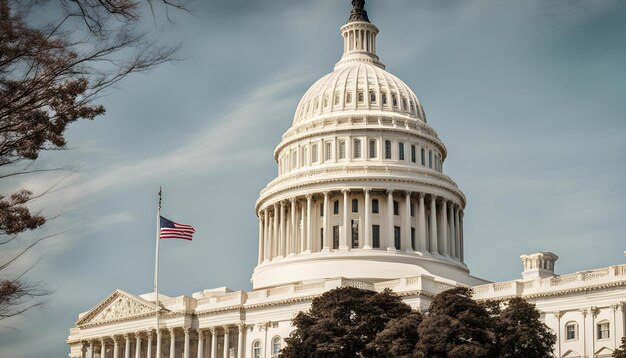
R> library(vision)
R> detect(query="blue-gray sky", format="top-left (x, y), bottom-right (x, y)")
top-left (1, 1), bottom-right (625, 356)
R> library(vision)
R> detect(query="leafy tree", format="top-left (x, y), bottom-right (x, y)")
top-left (496, 297), bottom-right (556, 358)
top-left (0, 0), bottom-right (182, 322)
top-left (415, 287), bottom-right (496, 358)
top-left (279, 287), bottom-right (412, 358)
top-left (365, 311), bottom-right (423, 358)
top-left (613, 337), bottom-right (626, 358)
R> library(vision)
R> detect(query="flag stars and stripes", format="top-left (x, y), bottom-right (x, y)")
top-left (159, 216), bottom-right (195, 240)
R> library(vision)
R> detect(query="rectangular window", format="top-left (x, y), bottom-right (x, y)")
top-left (292, 149), bottom-right (297, 168)
top-left (352, 199), bottom-right (359, 213)
top-left (598, 323), bottom-right (610, 339)
top-left (398, 142), bottom-right (405, 160)
top-left (411, 145), bottom-right (416, 163)
top-left (339, 140), bottom-right (346, 159)
top-left (410, 203), bottom-right (415, 217)
top-left (333, 225), bottom-right (339, 249)
top-left (302, 146), bottom-right (308, 165)
top-left (428, 150), bottom-right (432, 168)
top-left (393, 201), bottom-right (399, 216)
top-left (411, 227), bottom-right (416, 250)
top-left (385, 140), bottom-right (392, 159)
top-left (372, 199), bottom-right (379, 214)
top-left (369, 139), bottom-right (376, 158)
top-left (325, 141), bottom-right (332, 161)
top-left (333, 201), bottom-right (339, 215)
top-left (394, 226), bottom-right (401, 249)
top-left (566, 324), bottom-right (576, 340)
top-left (372, 225), bottom-right (380, 248)
top-left (312, 144), bottom-right (318, 163)
top-left (351, 219), bottom-right (359, 248)
top-left (421, 148), bottom-right (425, 165)
top-left (320, 228), bottom-right (324, 248)
top-left (354, 139), bottom-right (362, 159)
top-left (320, 203), bottom-right (324, 216)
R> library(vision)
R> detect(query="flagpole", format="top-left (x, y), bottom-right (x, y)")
top-left (154, 187), bottom-right (162, 357)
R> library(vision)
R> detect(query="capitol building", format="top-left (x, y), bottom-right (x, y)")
top-left (67, 1), bottom-right (626, 357)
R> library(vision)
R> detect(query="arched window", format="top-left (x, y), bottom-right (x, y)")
top-left (346, 92), bottom-right (352, 104)
top-left (565, 322), bottom-right (578, 341)
top-left (369, 139), bottom-right (376, 158)
top-left (352, 199), bottom-right (359, 213)
top-left (354, 139), bottom-right (362, 159)
top-left (392, 94), bottom-right (398, 107)
top-left (370, 91), bottom-right (376, 103)
top-left (358, 91), bottom-right (364, 103)
top-left (272, 336), bottom-right (281, 356)
top-left (385, 140), bottom-right (392, 159)
top-left (323, 95), bottom-right (328, 107)
top-left (333, 200), bottom-right (339, 215)
top-left (597, 321), bottom-right (610, 339)
top-left (382, 93), bottom-right (387, 105)
top-left (252, 340), bottom-right (262, 358)
top-left (402, 97), bottom-right (407, 109)
top-left (334, 93), bottom-right (340, 105)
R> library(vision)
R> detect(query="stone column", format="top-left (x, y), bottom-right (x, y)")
top-left (278, 202), bottom-right (285, 258)
top-left (263, 208), bottom-right (269, 262)
top-left (223, 326), bottom-right (230, 358)
top-left (454, 205), bottom-right (461, 260)
top-left (363, 188), bottom-right (371, 249)
top-left (258, 214), bottom-right (264, 264)
top-left (305, 194), bottom-right (313, 253)
top-left (135, 333), bottom-right (141, 358)
top-left (113, 336), bottom-right (120, 358)
top-left (290, 198), bottom-right (296, 255)
top-left (459, 211), bottom-right (464, 261)
top-left (418, 193), bottom-right (427, 252)
top-left (169, 328), bottom-right (176, 358)
top-left (100, 338), bottom-right (106, 358)
top-left (237, 324), bottom-right (244, 358)
top-left (88, 340), bottom-right (94, 358)
top-left (322, 191), bottom-right (330, 251)
top-left (147, 331), bottom-right (153, 358)
top-left (300, 202), bottom-right (306, 253)
top-left (448, 203), bottom-right (455, 258)
top-left (273, 203), bottom-right (279, 258)
top-left (440, 199), bottom-right (448, 256)
top-left (183, 328), bottom-right (190, 358)
top-left (429, 195), bottom-right (438, 254)
top-left (196, 330), bottom-right (204, 358)
top-left (124, 334), bottom-right (131, 358)
top-left (210, 328), bottom-right (217, 358)
top-left (404, 192), bottom-right (412, 252)
top-left (341, 189), bottom-right (349, 250)
top-left (387, 190), bottom-right (395, 250)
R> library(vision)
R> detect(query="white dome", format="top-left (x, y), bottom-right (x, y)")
top-left (293, 63), bottom-right (426, 126)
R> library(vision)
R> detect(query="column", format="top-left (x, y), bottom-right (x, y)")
top-left (322, 191), bottom-right (330, 251)
top-left (278, 202), bottom-right (285, 258)
top-left (387, 190), bottom-right (395, 250)
top-left (341, 189), bottom-right (349, 250)
top-left (454, 205), bottom-right (461, 260)
top-left (273, 203), bottom-right (279, 258)
top-left (124, 334), bottom-right (131, 358)
top-left (404, 192), bottom-right (412, 252)
top-left (263, 208), bottom-right (269, 262)
top-left (300, 202), bottom-right (306, 253)
top-left (418, 193), bottom-right (427, 252)
top-left (429, 195), bottom-right (438, 254)
top-left (210, 328), bottom-right (217, 358)
top-left (363, 188), bottom-right (371, 249)
top-left (305, 194), bottom-right (313, 252)
top-left (147, 331), bottom-right (153, 358)
top-left (169, 328), bottom-right (175, 358)
top-left (113, 336), bottom-right (120, 358)
top-left (237, 324), bottom-right (244, 358)
top-left (223, 326), bottom-right (230, 358)
top-left (100, 338), bottom-right (106, 358)
top-left (183, 328), bottom-right (190, 358)
top-left (258, 214), bottom-right (264, 264)
top-left (196, 330), bottom-right (204, 358)
top-left (459, 211), bottom-right (464, 262)
top-left (290, 198), bottom-right (296, 255)
top-left (448, 203), bottom-right (455, 258)
top-left (88, 340), bottom-right (94, 358)
top-left (440, 199), bottom-right (449, 256)
top-left (135, 333), bottom-right (141, 358)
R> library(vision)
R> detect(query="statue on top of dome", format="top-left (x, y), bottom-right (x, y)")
top-left (348, 0), bottom-right (370, 23)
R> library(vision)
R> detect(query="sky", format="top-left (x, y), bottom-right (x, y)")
top-left (1, 0), bottom-right (625, 356)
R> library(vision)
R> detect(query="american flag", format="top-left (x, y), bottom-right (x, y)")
top-left (160, 216), bottom-right (195, 240)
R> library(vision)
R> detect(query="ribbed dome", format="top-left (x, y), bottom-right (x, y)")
top-left (293, 63), bottom-right (426, 125)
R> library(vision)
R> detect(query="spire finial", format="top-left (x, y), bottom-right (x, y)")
top-left (348, 0), bottom-right (370, 23)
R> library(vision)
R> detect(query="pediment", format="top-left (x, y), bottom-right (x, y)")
top-left (562, 349), bottom-right (581, 358)
top-left (76, 289), bottom-right (156, 326)
top-left (595, 347), bottom-right (614, 356)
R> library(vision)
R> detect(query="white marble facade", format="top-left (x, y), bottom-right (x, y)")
top-left (67, 2), bottom-right (626, 357)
